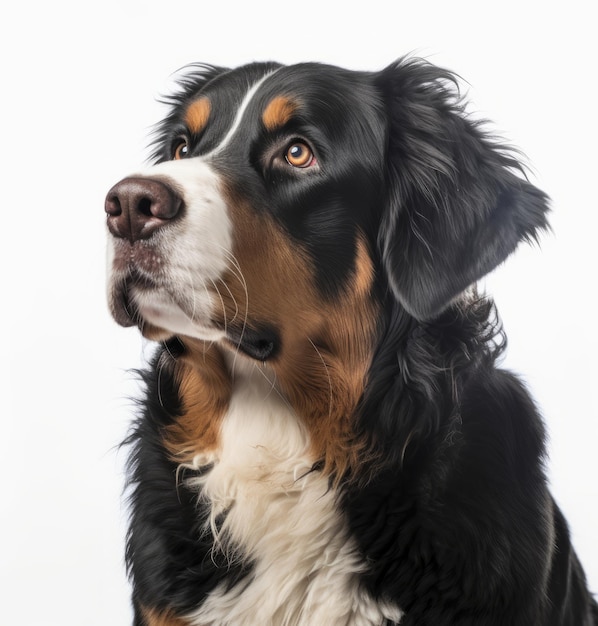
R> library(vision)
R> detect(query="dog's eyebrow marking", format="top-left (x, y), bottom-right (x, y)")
top-left (262, 96), bottom-right (298, 130)
top-left (208, 70), bottom-right (278, 156)
top-left (185, 96), bottom-right (211, 134)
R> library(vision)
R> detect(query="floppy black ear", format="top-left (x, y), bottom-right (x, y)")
top-left (375, 58), bottom-right (550, 320)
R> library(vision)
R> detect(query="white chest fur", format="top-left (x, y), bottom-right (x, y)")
top-left (182, 362), bottom-right (402, 626)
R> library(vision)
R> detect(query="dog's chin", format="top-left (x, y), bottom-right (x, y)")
top-left (136, 312), bottom-right (226, 344)
top-left (138, 322), bottom-right (176, 342)
top-left (108, 290), bottom-right (166, 339)
top-left (109, 281), bottom-right (223, 344)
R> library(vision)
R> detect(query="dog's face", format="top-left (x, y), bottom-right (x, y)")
top-left (106, 59), bottom-right (549, 473)
top-left (107, 62), bottom-right (384, 354)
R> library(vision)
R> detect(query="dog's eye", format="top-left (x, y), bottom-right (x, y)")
top-left (173, 140), bottom-right (189, 160)
top-left (285, 142), bottom-right (315, 168)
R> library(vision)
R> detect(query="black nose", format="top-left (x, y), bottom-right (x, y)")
top-left (105, 177), bottom-right (182, 242)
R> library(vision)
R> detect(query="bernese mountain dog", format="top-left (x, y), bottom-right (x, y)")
top-left (105, 57), bottom-right (598, 625)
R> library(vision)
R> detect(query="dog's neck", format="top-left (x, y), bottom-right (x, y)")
top-left (174, 351), bottom-right (402, 625)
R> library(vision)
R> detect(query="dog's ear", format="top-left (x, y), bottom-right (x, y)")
top-left (375, 58), bottom-right (550, 320)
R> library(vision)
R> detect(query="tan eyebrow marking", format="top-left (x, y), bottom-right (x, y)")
top-left (184, 97), bottom-right (211, 134)
top-left (262, 96), bottom-right (298, 130)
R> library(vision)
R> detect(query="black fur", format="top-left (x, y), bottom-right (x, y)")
top-left (124, 351), bottom-right (254, 621)
top-left (376, 59), bottom-right (549, 320)
top-left (111, 57), bottom-right (597, 624)
top-left (352, 300), bottom-right (595, 623)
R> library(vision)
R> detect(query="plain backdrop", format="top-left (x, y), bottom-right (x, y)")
top-left (1, 1), bottom-right (596, 623)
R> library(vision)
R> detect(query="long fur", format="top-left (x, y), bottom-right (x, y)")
top-left (106, 57), bottom-right (598, 625)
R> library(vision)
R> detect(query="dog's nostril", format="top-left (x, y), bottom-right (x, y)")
top-left (137, 196), bottom-right (153, 217)
top-left (105, 194), bottom-right (122, 217)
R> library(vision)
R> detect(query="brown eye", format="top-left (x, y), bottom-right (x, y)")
top-left (174, 139), bottom-right (189, 160)
top-left (285, 142), bottom-right (314, 168)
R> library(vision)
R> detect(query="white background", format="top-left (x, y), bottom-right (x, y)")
top-left (1, 1), bottom-right (596, 623)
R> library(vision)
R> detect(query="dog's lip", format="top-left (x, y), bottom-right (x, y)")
top-left (109, 274), bottom-right (146, 328)
top-left (110, 297), bottom-right (137, 328)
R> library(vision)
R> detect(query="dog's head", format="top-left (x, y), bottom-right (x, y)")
top-left (106, 58), bottom-right (549, 472)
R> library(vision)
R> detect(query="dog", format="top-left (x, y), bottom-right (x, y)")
top-left (105, 57), bottom-right (598, 625)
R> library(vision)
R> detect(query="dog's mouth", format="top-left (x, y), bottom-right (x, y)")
top-left (107, 234), bottom-right (223, 340)
top-left (108, 237), bottom-right (166, 326)
top-left (111, 271), bottom-right (281, 362)
top-left (110, 269), bottom-right (280, 360)
top-left (109, 270), bottom-right (159, 330)
top-left (107, 233), bottom-right (281, 359)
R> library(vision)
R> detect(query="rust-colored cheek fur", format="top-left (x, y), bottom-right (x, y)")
top-left (162, 339), bottom-right (231, 460)
top-left (213, 192), bottom-right (379, 478)
top-left (141, 607), bottom-right (190, 626)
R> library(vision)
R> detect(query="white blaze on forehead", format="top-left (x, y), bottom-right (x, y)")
top-left (207, 70), bottom-right (278, 157)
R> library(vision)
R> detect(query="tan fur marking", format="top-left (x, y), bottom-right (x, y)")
top-left (141, 606), bottom-right (190, 626)
top-left (279, 236), bottom-right (378, 479)
top-left (216, 189), bottom-right (378, 480)
top-left (185, 97), bottom-right (211, 134)
top-left (262, 95), bottom-right (298, 130)
top-left (162, 339), bottom-right (231, 462)
top-left (140, 322), bottom-right (177, 342)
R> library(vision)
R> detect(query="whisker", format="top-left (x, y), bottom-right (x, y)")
top-left (209, 277), bottom-right (229, 335)
top-left (182, 267), bottom-right (202, 323)
top-left (215, 277), bottom-right (239, 324)
top-left (308, 338), bottom-right (333, 421)
top-left (254, 362), bottom-right (294, 410)
top-left (156, 350), bottom-right (167, 408)
top-left (213, 246), bottom-right (250, 373)
top-left (162, 339), bottom-right (179, 361)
